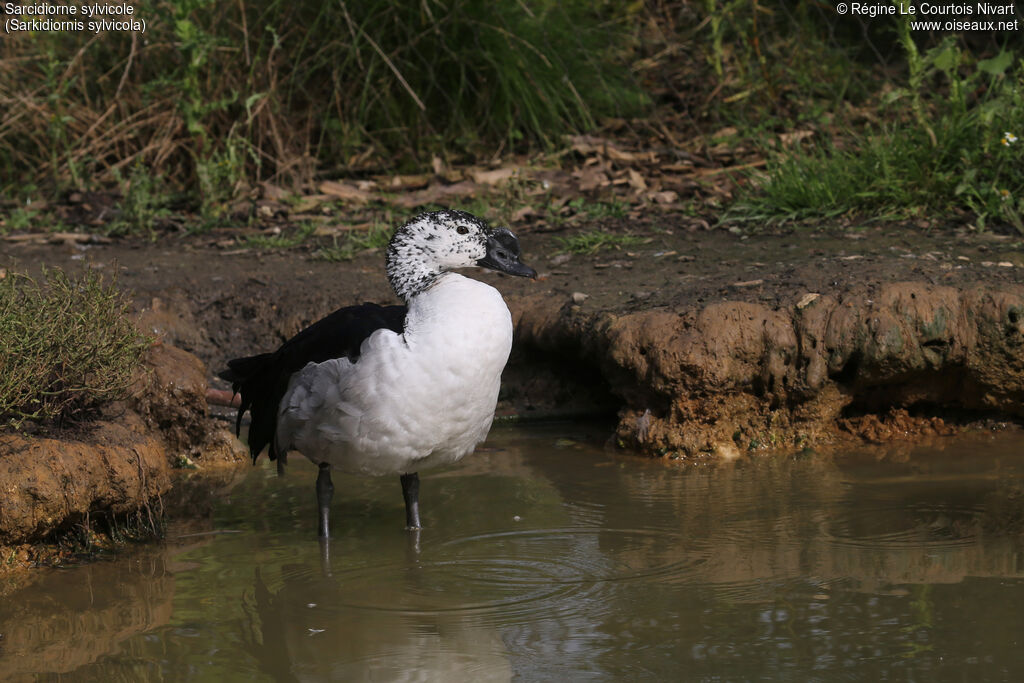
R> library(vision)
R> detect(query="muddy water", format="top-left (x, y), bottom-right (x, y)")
top-left (3, 424), bottom-right (1024, 680)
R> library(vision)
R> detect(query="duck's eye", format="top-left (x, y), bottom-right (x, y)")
top-left (456, 225), bottom-right (469, 235)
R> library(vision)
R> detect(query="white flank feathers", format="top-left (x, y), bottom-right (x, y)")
top-left (277, 273), bottom-right (512, 475)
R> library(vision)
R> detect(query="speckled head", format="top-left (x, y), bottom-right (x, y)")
top-left (385, 210), bottom-right (535, 301)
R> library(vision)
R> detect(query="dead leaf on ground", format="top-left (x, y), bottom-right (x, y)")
top-left (468, 167), bottom-right (517, 186)
top-left (568, 135), bottom-right (648, 163)
top-left (649, 190), bottom-right (679, 204)
top-left (548, 195), bottom-right (571, 210)
top-left (627, 168), bottom-right (647, 191)
top-left (796, 292), bottom-right (821, 309)
top-left (691, 159), bottom-right (767, 178)
top-left (607, 147), bottom-right (652, 163)
top-left (261, 182), bottom-right (289, 200)
top-left (290, 195), bottom-right (331, 213)
top-left (567, 134), bottom-right (606, 155)
top-left (384, 174), bottom-right (431, 191)
top-left (511, 206), bottom-right (537, 222)
top-left (391, 181), bottom-right (478, 209)
top-left (573, 166), bottom-right (610, 192)
top-left (314, 221), bottom-right (377, 237)
top-left (319, 181), bottom-right (372, 204)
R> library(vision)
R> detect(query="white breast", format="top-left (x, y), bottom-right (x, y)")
top-left (276, 274), bottom-right (513, 475)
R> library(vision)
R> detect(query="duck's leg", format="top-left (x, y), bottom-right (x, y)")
top-left (316, 463), bottom-right (334, 538)
top-left (400, 472), bottom-right (421, 530)
top-left (319, 536), bottom-right (332, 576)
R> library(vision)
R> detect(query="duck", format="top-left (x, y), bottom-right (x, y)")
top-left (219, 210), bottom-right (535, 537)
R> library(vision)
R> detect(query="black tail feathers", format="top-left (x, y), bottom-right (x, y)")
top-left (218, 352), bottom-right (274, 387)
top-left (218, 352), bottom-right (282, 463)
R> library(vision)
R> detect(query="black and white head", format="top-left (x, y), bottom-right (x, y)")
top-left (386, 210), bottom-right (535, 300)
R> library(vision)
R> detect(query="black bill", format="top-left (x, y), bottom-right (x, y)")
top-left (477, 228), bottom-right (536, 278)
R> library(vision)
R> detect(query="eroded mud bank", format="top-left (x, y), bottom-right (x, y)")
top-left (509, 282), bottom-right (1024, 458)
top-left (0, 343), bottom-right (243, 549)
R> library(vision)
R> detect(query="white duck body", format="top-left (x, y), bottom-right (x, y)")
top-left (220, 209), bottom-right (534, 535)
top-left (277, 272), bottom-right (513, 476)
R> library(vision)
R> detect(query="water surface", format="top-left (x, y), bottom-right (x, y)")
top-left (3, 424), bottom-right (1024, 680)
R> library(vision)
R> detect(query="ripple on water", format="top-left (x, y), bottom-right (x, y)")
top-left (309, 528), bottom-right (708, 624)
top-left (823, 503), bottom-right (984, 551)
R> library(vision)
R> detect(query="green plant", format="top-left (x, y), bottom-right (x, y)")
top-left (555, 229), bottom-right (644, 254)
top-left (733, 43), bottom-right (1024, 229)
top-left (2, 207), bottom-right (40, 233)
top-left (109, 165), bottom-right (171, 238)
top-left (703, 0), bottom-right (742, 78)
top-left (548, 198), bottom-right (631, 227)
top-left (0, 268), bottom-right (151, 428)
top-left (577, 198), bottom-right (630, 220)
top-left (197, 133), bottom-right (255, 218)
top-left (314, 223), bottom-right (394, 261)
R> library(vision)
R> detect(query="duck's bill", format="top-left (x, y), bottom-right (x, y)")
top-left (477, 228), bottom-right (537, 279)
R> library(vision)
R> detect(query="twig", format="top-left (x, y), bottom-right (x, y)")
top-left (357, 24), bottom-right (426, 111)
top-left (238, 0), bottom-right (251, 66)
top-left (114, 32), bottom-right (138, 102)
top-left (338, 0), bottom-right (365, 71)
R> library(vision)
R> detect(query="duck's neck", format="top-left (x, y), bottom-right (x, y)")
top-left (386, 236), bottom-right (446, 302)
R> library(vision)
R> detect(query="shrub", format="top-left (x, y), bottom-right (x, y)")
top-left (0, 268), bottom-right (151, 428)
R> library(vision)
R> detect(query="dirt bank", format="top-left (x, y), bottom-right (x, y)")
top-left (5, 221), bottom-right (1024, 466)
top-left (512, 281), bottom-right (1024, 457)
top-left (0, 342), bottom-right (244, 551)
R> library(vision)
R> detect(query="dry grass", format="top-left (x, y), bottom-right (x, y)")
top-left (0, 1), bottom-right (645, 202)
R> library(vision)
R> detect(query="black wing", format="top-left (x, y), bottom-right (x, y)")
top-left (218, 302), bottom-right (407, 462)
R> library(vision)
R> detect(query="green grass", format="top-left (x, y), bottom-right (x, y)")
top-left (314, 224), bottom-right (394, 261)
top-left (555, 230), bottom-right (644, 255)
top-left (733, 42), bottom-right (1024, 230)
top-left (2, 207), bottom-right (39, 234)
top-left (544, 198), bottom-right (632, 228)
top-left (108, 165), bottom-right (172, 239)
top-left (0, 268), bottom-right (151, 429)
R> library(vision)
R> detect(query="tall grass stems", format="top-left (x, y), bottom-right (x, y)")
top-left (0, 0), bottom-right (646, 201)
